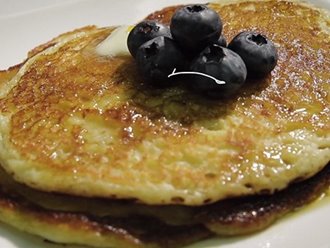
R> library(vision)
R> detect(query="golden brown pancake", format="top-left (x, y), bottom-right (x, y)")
top-left (0, 0), bottom-right (329, 206)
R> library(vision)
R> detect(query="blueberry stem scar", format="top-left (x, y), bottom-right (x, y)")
top-left (168, 68), bottom-right (226, 85)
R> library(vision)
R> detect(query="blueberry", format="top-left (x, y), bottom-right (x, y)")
top-left (190, 44), bottom-right (247, 98)
top-left (216, 34), bottom-right (227, 47)
top-left (170, 4), bottom-right (222, 54)
top-left (228, 31), bottom-right (278, 77)
top-left (135, 36), bottom-right (186, 87)
top-left (127, 21), bottom-right (171, 58)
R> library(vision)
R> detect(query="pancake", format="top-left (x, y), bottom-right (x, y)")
top-left (0, 1), bottom-right (330, 205)
top-left (0, 185), bottom-right (211, 248)
top-left (0, 166), bottom-right (196, 226)
top-left (0, 163), bottom-right (328, 247)
top-left (0, 0), bottom-right (329, 206)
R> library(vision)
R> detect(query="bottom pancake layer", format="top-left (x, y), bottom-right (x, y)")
top-left (0, 187), bottom-right (211, 248)
top-left (0, 164), bottom-right (328, 248)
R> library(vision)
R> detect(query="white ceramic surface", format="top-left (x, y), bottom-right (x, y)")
top-left (0, 0), bottom-right (329, 247)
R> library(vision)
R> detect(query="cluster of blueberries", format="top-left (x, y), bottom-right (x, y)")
top-left (127, 4), bottom-right (278, 98)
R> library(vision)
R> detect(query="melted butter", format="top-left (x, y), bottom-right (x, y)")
top-left (95, 25), bottom-right (132, 57)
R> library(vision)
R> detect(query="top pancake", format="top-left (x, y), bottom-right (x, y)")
top-left (0, 0), bottom-right (329, 205)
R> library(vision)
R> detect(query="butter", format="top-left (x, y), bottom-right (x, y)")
top-left (96, 25), bottom-right (132, 57)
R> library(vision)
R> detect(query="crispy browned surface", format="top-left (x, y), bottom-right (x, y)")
top-left (198, 163), bottom-right (330, 235)
top-left (0, 1), bottom-right (329, 206)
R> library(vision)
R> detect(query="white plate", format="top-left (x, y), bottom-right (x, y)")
top-left (0, 0), bottom-right (329, 248)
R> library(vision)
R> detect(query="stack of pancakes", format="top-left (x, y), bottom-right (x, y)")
top-left (0, 1), bottom-right (329, 247)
